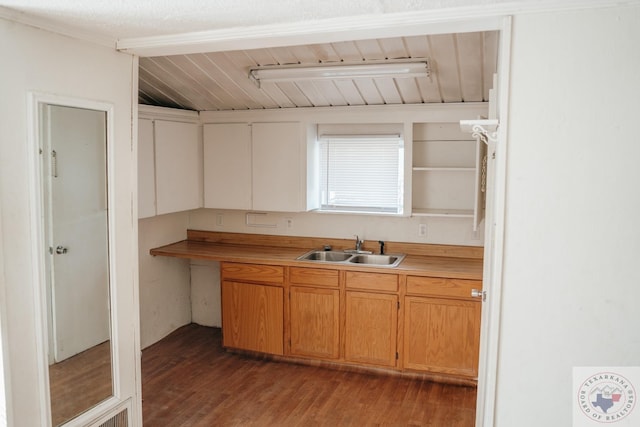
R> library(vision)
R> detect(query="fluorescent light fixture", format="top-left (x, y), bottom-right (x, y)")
top-left (249, 61), bottom-right (429, 87)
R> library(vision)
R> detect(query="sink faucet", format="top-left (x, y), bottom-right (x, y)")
top-left (354, 235), bottom-right (363, 252)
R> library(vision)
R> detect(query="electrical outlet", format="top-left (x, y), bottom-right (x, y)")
top-left (418, 223), bottom-right (427, 237)
top-left (285, 218), bottom-right (293, 229)
top-left (216, 213), bottom-right (224, 226)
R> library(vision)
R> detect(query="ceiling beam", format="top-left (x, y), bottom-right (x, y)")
top-left (117, 13), bottom-right (500, 57)
top-left (116, 0), bottom-right (632, 57)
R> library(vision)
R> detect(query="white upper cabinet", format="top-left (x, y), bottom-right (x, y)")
top-left (203, 121), bottom-right (304, 212)
top-left (203, 123), bottom-right (252, 210)
top-left (155, 120), bottom-right (201, 215)
top-left (138, 106), bottom-right (202, 218)
top-left (252, 122), bottom-right (302, 212)
top-left (138, 118), bottom-right (156, 219)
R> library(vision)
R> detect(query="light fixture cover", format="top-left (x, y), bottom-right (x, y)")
top-left (249, 61), bottom-right (429, 86)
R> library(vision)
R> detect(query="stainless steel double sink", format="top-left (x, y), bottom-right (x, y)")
top-left (296, 250), bottom-right (405, 268)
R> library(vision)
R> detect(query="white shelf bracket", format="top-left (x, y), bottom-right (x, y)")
top-left (460, 119), bottom-right (499, 145)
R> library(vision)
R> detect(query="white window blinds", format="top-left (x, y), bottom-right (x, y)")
top-left (318, 135), bottom-right (404, 214)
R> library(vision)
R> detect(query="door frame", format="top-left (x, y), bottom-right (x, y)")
top-left (27, 92), bottom-right (122, 426)
top-left (473, 16), bottom-right (511, 426)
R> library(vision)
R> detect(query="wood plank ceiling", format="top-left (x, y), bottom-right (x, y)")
top-left (139, 31), bottom-right (499, 112)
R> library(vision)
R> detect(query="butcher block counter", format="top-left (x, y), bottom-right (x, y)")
top-left (151, 230), bottom-right (484, 385)
top-left (150, 230), bottom-right (483, 280)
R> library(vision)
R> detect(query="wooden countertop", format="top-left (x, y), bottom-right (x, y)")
top-left (150, 231), bottom-right (484, 281)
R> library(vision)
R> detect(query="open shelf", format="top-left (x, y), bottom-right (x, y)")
top-left (412, 167), bottom-right (475, 172)
top-left (411, 122), bottom-right (486, 230)
top-left (412, 208), bottom-right (474, 218)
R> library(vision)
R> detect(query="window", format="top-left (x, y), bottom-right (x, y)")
top-left (316, 133), bottom-right (404, 214)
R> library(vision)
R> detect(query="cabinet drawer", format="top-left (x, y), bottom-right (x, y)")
top-left (406, 276), bottom-right (481, 299)
top-left (221, 262), bottom-right (284, 284)
top-left (345, 271), bottom-right (398, 292)
top-left (289, 267), bottom-right (339, 288)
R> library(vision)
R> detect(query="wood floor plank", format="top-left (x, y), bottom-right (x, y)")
top-left (142, 324), bottom-right (476, 426)
top-left (49, 341), bottom-right (112, 426)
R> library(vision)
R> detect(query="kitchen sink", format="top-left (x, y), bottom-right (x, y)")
top-left (296, 250), bottom-right (405, 268)
top-left (297, 250), bottom-right (353, 262)
top-left (348, 254), bottom-right (402, 266)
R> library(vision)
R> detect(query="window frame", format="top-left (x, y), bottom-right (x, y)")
top-left (313, 131), bottom-right (405, 216)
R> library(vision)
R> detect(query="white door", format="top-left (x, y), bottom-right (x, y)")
top-left (45, 105), bottom-right (110, 363)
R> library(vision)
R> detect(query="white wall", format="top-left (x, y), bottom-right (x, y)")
top-left (0, 18), bottom-right (139, 426)
top-left (494, 5), bottom-right (640, 426)
top-left (138, 213), bottom-right (192, 349)
top-left (189, 208), bottom-right (483, 245)
top-left (190, 260), bottom-right (221, 327)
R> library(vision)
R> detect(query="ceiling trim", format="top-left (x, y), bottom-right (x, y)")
top-left (117, 0), bottom-right (635, 57)
top-left (199, 102), bottom-right (488, 123)
top-left (138, 105), bottom-right (199, 122)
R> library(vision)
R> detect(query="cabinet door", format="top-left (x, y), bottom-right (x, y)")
top-left (345, 291), bottom-right (398, 367)
top-left (138, 118), bottom-right (156, 218)
top-left (289, 286), bottom-right (340, 359)
top-left (221, 281), bottom-right (283, 355)
top-left (403, 296), bottom-right (480, 377)
top-left (252, 122), bottom-right (302, 212)
top-left (154, 120), bottom-right (201, 215)
top-left (203, 123), bottom-right (252, 209)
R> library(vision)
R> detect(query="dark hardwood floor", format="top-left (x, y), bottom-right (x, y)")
top-left (142, 324), bottom-right (476, 426)
top-left (49, 341), bottom-right (112, 426)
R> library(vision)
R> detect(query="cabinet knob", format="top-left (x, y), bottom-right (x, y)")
top-left (471, 289), bottom-right (485, 301)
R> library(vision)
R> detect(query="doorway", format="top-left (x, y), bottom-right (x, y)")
top-left (132, 14), bottom-right (511, 427)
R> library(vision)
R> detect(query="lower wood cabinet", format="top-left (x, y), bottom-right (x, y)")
top-left (289, 286), bottom-right (340, 359)
top-left (221, 263), bottom-right (284, 355)
top-left (218, 262), bottom-right (481, 381)
top-left (221, 281), bottom-right (284, 355)
top-left (403, 295), bottom-right (480, 378)
top-left (344, 291), bottom-right (398, 367)
top-left (288, 267), bottom-right (340, 359)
